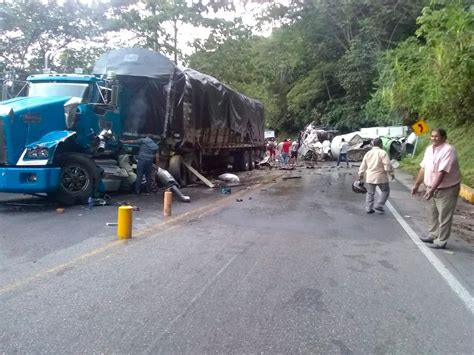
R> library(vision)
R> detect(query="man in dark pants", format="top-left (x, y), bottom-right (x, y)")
top-left (121, 136), bottom-right (159, 194)
top-left (337, 138), bottom-right (350, 167)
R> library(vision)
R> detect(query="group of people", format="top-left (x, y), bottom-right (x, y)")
top-left (266, 138), bottom-right (300, 166)
top-left (124, 128), bottom-right (461, 250)
top-left (357, 128), bottom-right (461, 249)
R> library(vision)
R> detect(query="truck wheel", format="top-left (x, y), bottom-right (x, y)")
top-left (168, 155), bottom-right (187, 187)
top-left (233, 151), bottom-right (250, 171)
top-left (184, 155), bottom-right (200, 185)
top-left (248, 151), bottom-right (255, 171)
top-left (53, 153), bottom-right (98, 205)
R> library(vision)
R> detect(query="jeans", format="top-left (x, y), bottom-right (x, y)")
top-left (280, 152), bottom-right (289, 165)
top-left (136, 159), bottom-right (153, 194)
top-left (365, 183), bottom-right (390, 211)
top-left (337, 153), bottom-right (349, 166)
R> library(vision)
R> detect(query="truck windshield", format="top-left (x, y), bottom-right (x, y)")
top-left (28, 82), bottom-right (90, 101)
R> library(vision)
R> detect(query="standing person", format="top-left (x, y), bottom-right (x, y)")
top-left (337, 138), bottom-right (350, 167)
top-left (121, 136), bottom-right (159, 195)
top-left (267, 138), bottom-right (277, 162)
top-left (411, 128), bottom-right (461, 249)
top-left (281, 139), bottom-right (291, 167)
top-left (276, 139), bottom-right (284, 161)
top-left (290, 139), bottom-right (299, 164)
top-left (358, 137), bottom-right (394, 214)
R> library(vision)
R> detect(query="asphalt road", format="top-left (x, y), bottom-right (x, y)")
top-left (0, 165), bottom-right (473, 353)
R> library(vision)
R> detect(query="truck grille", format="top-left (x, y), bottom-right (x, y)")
top-left (0, 119), bottom-right (6, 164)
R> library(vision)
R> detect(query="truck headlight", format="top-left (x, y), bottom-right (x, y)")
top-left (26, 147), bottom-right (49, 159)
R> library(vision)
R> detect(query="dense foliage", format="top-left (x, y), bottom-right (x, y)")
top-left (189, 0), bottom-right (430, 132)
top-left (367, 1), bottom-right (474, 128)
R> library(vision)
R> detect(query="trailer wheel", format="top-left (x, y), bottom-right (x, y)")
top-left (184, 155), bottom-right (200, 185)
top-left (168, 155), bottom-right (187, 187)
top-left (248, 151), bottom-right (255, 171)
top-left (233, 151), bottom-right (250, 171)
top-left (52, 153), bottom-right (98, 205)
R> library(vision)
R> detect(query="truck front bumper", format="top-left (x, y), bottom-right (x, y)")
top-left (0, 167), bottom-right (61, 193)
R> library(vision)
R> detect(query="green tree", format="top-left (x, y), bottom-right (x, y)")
top-left (108, 0), bottom-right (237, 64)
top-left (366, 0), bottom-right (474, 126)
top-left (0, 0), bottom-right (104, 73)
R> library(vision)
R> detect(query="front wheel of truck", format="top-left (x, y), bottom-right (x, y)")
top-left (52, 153), bottom-right (99, 205)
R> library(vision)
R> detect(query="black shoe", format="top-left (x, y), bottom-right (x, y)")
top-left (428, 242), bottom-right (447, 249)
top-left (374, 207), bottom-right (385, 214)
top-left (366, 209), bottom-right (375, 214)
top-left (419, 236), bottom-right (434, 244)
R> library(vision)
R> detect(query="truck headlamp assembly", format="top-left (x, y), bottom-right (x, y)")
top-left (26, 147), bottom-right (49, 159)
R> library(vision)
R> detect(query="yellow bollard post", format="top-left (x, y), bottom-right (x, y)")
top-left (117, 206), bottom-right (133, 239)
top-left (164, 190), bottom-right (172, 217)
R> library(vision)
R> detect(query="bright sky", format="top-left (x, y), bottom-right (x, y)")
top-left (81, 0), bottom-right (289, 57)
top-left (51, 0), bottom-right (290, 66)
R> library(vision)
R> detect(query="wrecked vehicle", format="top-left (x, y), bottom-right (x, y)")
top-left (298, 123), bottom-right (338, 161)
top-left (331, 126), bottom-right (410, 161)
top-left (0, 48), bottom-right (265, 204)
top-left (331, 133), bottom-right (372, 162)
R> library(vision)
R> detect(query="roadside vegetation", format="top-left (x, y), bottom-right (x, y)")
top-left (0, 0), bottom-right (472, 184)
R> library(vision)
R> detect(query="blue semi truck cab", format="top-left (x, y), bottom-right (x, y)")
top-left (0, 73), bottom-right (123, 204)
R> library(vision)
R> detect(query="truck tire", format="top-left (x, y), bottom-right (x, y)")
top-left (53, 153), bottom-right (99, 205)
top-left (168, 155), bottom-right (187, 187)
top-left (233, 151), bottom-right (250, 171)
top-left (248, 151), bottom-right (255, 171)
top-left (184, 154), bottom-right (200, 185)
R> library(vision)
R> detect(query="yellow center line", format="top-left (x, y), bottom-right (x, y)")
top-left (0, 180), bottom-right (277, 296)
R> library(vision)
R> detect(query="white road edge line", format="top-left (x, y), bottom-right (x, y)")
top-left (386, 200), bottom-right (474, 314)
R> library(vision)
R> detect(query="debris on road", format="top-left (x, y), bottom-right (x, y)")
top-left (217, 173), bottom-right (240, 183)
top-left (157, 168), bottom-right (191, 203)
top-left (257, 155), bottom-right (272, 169)
top-left (221, 187), bottom-right (232, 194)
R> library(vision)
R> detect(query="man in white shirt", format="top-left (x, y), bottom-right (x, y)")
top-left (358, 137), bottom-right (394, 213)
top-left (337, 138), bottom-right (350, 167)
top-left (290, 140), bottom-right (299, 164)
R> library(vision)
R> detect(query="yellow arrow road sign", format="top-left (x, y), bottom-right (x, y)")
top-left (411, 120), bottom-right (429, 136)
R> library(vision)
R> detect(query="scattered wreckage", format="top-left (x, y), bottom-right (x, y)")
top-left (298, 123), bottom-right (413, 162)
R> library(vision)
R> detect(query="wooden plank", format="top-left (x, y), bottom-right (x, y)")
top-left (183, 161), bottom-right (215, 188)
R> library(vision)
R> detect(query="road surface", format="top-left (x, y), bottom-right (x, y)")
top-left (0, 164), bottom-right (473, 353)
